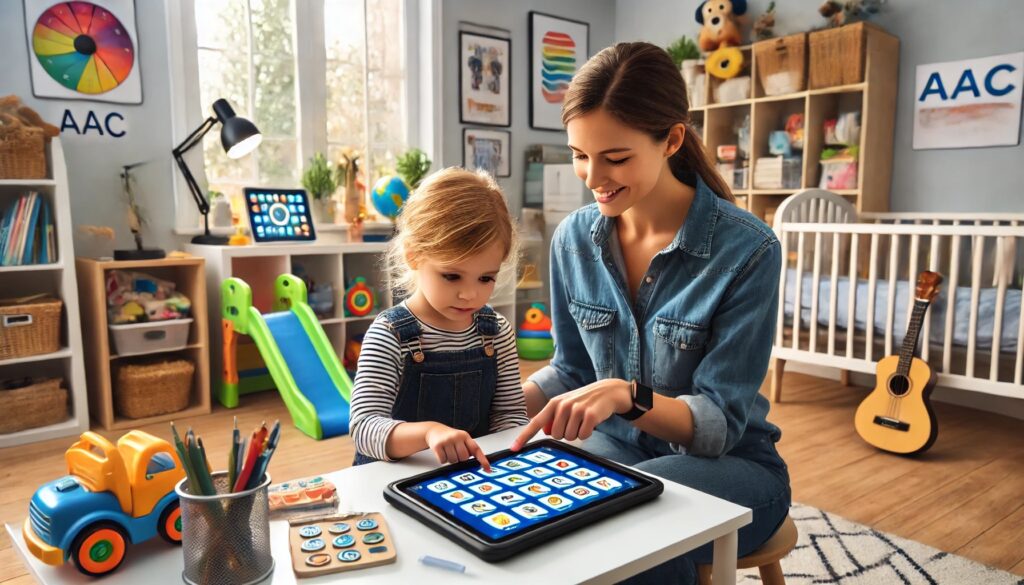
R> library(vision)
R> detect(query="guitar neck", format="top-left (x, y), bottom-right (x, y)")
top-left (897, 300), bottom-right (931, 375)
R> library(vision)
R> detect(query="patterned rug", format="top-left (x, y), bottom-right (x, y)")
top-left (738, 503), bottom-right (1024, 584)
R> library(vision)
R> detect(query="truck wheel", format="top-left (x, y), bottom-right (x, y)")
top-left (70, 523), bottom-right (128, 577)
top-left (158, 501), bottom-right (183, 544)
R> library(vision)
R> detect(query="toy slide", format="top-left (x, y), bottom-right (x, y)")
top-left (222, 275), bottom-right (352, 440)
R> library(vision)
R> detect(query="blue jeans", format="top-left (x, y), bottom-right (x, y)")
top-left (582, 431), bottom-right (791, 585)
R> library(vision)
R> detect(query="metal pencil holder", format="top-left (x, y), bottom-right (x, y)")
top-left (176, 472), bottom-right (274, 585)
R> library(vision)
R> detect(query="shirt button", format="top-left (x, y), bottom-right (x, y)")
top-left (644, 276), bottom-right (653, 284)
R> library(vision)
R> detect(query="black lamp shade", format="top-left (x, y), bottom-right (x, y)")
top-left (211, 98), bottom-right (262, 159)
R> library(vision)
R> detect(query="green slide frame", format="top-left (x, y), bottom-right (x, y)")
top-left (221, 274), bottom-right (352, 440)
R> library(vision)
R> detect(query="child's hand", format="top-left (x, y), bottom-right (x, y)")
top-left (424, 424), bottom-right (492, 472)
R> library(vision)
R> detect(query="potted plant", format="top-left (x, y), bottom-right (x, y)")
top-left (301, 152), bottom-right (338, 223)
top-left (395, 147), bottom-right (432, 191)
top-left (666, 36), bottom-right (701, 82)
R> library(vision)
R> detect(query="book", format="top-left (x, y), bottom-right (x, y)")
top-left (22, 193), bottom-right (41, 265)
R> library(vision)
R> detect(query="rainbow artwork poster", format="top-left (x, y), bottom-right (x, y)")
top-left (530, 12), bottom-right (588, 130)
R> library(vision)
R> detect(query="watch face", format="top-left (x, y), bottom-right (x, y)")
top-left (635, 382), bottom-right (654, 410)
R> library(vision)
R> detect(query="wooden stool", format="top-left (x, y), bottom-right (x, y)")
top-left (697, 514), bottom-right (797, 585)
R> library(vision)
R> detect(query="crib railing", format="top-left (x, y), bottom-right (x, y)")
top-left (772, 190), bottom-right (1024, 400)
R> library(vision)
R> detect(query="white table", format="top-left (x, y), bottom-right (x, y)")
top-left (8, 429), bottom-right (751, 584)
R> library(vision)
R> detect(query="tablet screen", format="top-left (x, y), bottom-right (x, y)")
top-left (400, 442), bottom-right (646, 542)
top-left (243, 187), bottom-right (316, 243)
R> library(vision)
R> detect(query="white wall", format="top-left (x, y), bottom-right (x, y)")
top-left (440, 0), bottom-right (617, 219)
top-left (1, 1), bottom-right (183, 258)
top-left (616, 0), bottom-right (1024, 213)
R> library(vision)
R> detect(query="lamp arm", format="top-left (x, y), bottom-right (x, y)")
top-left (172, 116), bottom-right (218, 216)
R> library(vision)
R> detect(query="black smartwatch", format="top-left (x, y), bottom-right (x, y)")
top-left (619, 379), bottom-right (654, 421)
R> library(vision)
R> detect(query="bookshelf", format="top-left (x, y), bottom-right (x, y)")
top-left (689, 25), bottom-right (899, 223)
top-left (0, 138), bottom-right (90, 447)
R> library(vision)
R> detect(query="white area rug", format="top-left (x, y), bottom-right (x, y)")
top-left (738, 503), bottom-right (1023, 584)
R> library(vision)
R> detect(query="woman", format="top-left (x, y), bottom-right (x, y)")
top-left (511, 42), bottom-right (790, 583)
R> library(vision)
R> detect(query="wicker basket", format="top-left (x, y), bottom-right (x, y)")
top-left (115, 358), bottom-right (194, 419)
top-left (754, 33), bottom-right (806, 96)
top-left (0, 377), bottom-right (68, 434)
top-left (808, 22), bottom-right (870, 89)
top-left (0, 124), bottom-right (46, 180)
top-left (0, 294), bottom-right (62, 360)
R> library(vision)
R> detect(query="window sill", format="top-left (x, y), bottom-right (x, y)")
top-left (173, 221), bottom-right (395, 237)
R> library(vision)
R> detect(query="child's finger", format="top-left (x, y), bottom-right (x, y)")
top-left (468, 439), bottom-right (491, 471)
top-left (432, 445), bottom-right (448, 464)
top-left (454, 441), bottom-right (470, 462)
top-left (443, 443), bottom-right (459, 464)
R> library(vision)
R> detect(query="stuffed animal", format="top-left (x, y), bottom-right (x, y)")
top-left (695, 0), bottom-right (747, 52)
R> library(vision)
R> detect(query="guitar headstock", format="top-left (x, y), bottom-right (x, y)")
top-left (916, 271), bottom-right (943, 302)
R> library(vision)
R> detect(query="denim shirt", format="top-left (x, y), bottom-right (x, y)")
top-left (528, 177), bottom-right (783, 458)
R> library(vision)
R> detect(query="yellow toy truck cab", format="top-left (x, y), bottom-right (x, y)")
top-left (23, 430), bottom-right (186, 577)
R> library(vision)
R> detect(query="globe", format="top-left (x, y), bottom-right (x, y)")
top-left (371, 176), bottom-right (410, 220)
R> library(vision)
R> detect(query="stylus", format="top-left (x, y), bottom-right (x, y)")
top-left (419, 554), bottom-right (466, 573)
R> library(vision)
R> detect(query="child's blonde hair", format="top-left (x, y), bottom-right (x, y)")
top-left (387, 167), bottom-right (518, 296)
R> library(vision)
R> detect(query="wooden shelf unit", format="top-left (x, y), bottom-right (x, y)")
top-left (689, 26), bottom-right (899, 223)
top-left (75, 256), bottom-right (211, 430)
top-left (0, 139), bottom-right (90, 448)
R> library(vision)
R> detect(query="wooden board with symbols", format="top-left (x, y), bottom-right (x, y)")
top-left (288, 512), bottom-right (397, 578)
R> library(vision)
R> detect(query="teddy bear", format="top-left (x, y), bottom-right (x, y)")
top-left (695, 0), bottom-right (748, 52)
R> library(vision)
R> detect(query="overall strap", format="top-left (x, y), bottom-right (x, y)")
top-left (380, 305), bottom-right (426, 362)
top-left (475, 305), bottom-right (498, 357)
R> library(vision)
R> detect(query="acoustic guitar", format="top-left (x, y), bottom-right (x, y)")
top-left (854, 271), bottom-right (943, 455)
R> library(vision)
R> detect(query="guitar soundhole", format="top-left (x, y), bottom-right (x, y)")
top-left (888, 374), bottom-right (911, 396)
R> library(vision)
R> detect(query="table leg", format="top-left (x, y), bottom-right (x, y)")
top-left (711, 529), bottom-right (738, 585)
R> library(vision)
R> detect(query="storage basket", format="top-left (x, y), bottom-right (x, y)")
top-left (0, 377), bottom-right (68, 434)
top-left (115, 357), bottom-right (194, 419)
top-left (0, 294), bottom-right (62, 360)
top-left (0, 124), bottom-right (46, 180)
top-left (754, 33), bottom-right (806, 96)
top-left (808, 22), bottom-right (869, 89)
top-left (109, 318), bottom-right (193, 357)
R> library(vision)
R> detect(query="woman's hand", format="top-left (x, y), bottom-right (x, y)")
top-left (424, 423), bottom-right (492, 471)
top-left (510, 379), bottom-right (632, 451)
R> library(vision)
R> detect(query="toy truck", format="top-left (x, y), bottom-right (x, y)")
top-left (22, 430), bottom-right (185, 577)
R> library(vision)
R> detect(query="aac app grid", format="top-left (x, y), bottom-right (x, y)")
top-left (246, 190), bottom-right (314, 240)
top-left (410, 445), bottom-right (640, 541)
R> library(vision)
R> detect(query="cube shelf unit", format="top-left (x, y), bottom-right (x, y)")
top-left (689, 25), bottom-right (899, 223)
top-left (75, 256), bottom-right (211, 430)
top-left (0, 139), bottom-right (89, 447)
top-left (188, 241), bottom-right (518, 408)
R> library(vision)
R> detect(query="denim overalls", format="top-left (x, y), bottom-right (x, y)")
top-left (352, 304), bottom-right (499, 465)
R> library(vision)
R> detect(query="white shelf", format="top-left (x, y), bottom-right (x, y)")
top-left (0, 178), bottom-right (57, 188)
top-left (0, 262), bottom-right (63, 273)
top-left (0, 347), bottom-right (72, 368)
top-left (0, 139), bottom-right (90, 448)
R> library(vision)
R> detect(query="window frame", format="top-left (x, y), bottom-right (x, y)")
top-left (167, 0), bottom-right (434, 235)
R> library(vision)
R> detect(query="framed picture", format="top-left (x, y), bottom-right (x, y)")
top-left (529, 12), bottom-right (589, 131)
top-left (24, 0), bottom-right (143, 104)
top-left (459, 31), bottom-right (511, 127)
top-left (463, 128), bottom-right (511, 178)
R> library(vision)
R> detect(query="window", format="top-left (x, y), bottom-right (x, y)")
top-left (187, 0), bottom-right (408, 229)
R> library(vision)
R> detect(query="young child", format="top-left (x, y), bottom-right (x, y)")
top-left (349, 167), bottom-right (528, 469)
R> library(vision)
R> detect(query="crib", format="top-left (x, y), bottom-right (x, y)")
top-left (770, 189), bottom-right (1024, 403)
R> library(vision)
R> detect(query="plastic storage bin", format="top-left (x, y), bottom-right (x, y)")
top-left (108, 318), bottom-right (193, 356)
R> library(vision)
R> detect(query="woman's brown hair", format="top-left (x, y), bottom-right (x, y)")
top-left (561, 41), bottom-right (734, 202)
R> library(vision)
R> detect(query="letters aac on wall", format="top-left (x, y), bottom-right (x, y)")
top-left (913, 52), bottom-right (1023, 149)
top-left (24, 0), bottom-right (142, 104)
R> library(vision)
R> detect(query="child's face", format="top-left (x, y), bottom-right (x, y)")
top-left (566, 107), bottom-right (682, 218)
top-left (413, 240), bottom-right (505, 328)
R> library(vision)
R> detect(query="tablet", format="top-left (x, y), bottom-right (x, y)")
top-left (383, 439), bottom-right (663, 562)
top-left (243, 187), bottom-right (316, 243)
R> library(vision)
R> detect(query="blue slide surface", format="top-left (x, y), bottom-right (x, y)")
top-left (263, 312), bottom-right (350, 437)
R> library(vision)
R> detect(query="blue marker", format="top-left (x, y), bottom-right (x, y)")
top-left (419, 554), bottom-right (466, 573)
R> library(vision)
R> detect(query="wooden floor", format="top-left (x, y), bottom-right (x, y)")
top-left (2, 368), bottom-right (1023, 583)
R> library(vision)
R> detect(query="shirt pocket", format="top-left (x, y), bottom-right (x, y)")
top-left (653, 317), bottom-right (709, 392)
top-left (568, 299), bottom-right (617, 376)
top-left (416, 370), bottom-right (485, 433)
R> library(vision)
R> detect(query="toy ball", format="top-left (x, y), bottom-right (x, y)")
top-left (370, 176), bottom-right (410, 220)
top-left (516, 303), bottom-right (555, 360)
top-left (345, 277), bottom-right (375, 317)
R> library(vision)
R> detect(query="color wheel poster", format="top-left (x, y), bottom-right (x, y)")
top-left (529, 12), bottom-right (588, 131)
top-left (24, 0), bottom-right (142, 104)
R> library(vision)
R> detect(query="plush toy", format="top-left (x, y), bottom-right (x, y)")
top-left (695, 0), bottom-right (747, 52)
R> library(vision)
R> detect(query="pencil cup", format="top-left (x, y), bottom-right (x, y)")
top-left (176, 472), bottom-right (274, 585)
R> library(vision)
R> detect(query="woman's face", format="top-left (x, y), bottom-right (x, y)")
top-left (566, 107), bottom-right (681, 217)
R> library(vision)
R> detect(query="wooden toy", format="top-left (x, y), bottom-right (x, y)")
top-left (289, 512), bottom-right (397, 578)
top-left (269, 475), bottom-right (339, 518)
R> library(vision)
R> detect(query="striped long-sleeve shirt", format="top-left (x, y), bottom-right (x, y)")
top-left (350, 303), bottom-right (528, 461)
